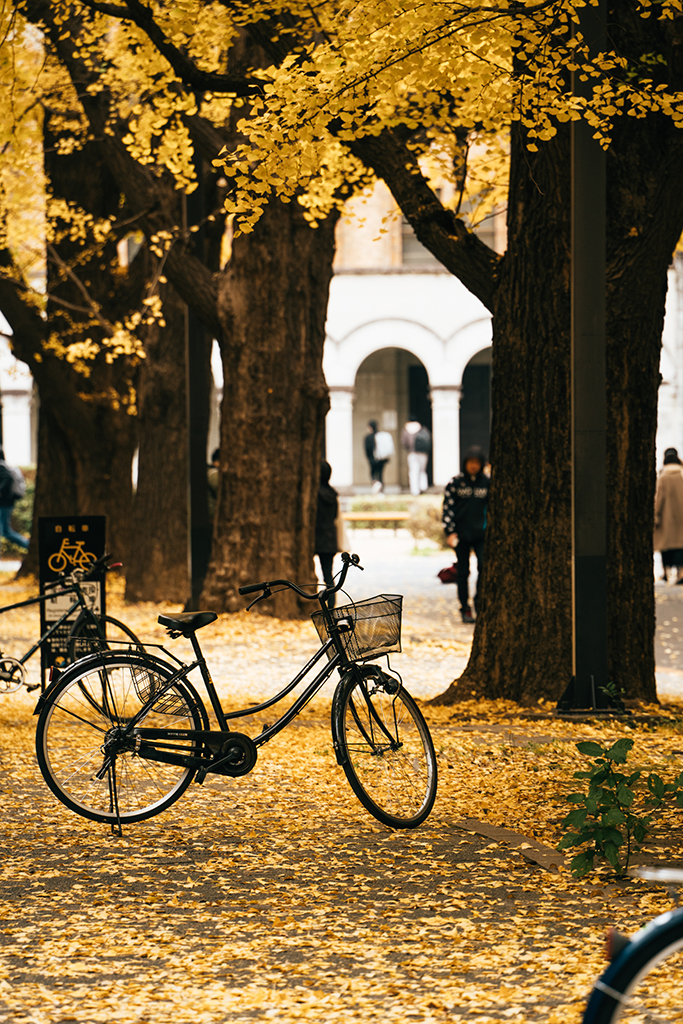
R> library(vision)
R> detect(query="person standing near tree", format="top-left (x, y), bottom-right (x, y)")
top-left (654, 447), bottom-right (683, 583)
top-left (0, 448), bottom-right (28, 552)
top-left (442, 446), bottom-right (490, 623)
top-left (315, 460), bottom-right (339, 607)
top-left (401, 417), bottom-right (432, 496)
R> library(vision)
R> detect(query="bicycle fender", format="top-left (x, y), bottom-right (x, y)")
top-left (583, 908), bottom-right (683, 1021)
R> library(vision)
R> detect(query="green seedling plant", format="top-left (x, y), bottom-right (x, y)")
top-left (558, 738), bottom-right (683, 878)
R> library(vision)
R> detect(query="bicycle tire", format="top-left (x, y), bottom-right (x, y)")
top-left (68, 613), bottom-right (141, 662)
top-left (332, 668), bottom-right (437, 828)
top-left (36, 651), bottom-right (206, 825)
top-left (582, 909), bottom-right (683, 1023)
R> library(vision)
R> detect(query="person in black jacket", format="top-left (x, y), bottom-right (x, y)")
top-left (315, 461), bottom-right (339, 607)
top-left (442, 446), bottom-right (490, 623)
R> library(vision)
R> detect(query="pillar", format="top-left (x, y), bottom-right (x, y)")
top-left (430, 385), bottom-right (461, 486)
top-left (326, 387), bottom-right (355, 487)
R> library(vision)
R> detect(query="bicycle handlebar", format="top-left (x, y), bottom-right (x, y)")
top-left (238, 552), bottom-right (363, 602)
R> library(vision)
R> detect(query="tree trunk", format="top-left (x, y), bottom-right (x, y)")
top-left (435, 112), bottom-right (683, 706)
top-left (201, 199), bottom-right (338, 618)
top-left (434, 126), bottom-right (574, 704)
top-left (13, 130), bottom-right (140, 575)
top-left (125, 274), bottom-right (190, 603)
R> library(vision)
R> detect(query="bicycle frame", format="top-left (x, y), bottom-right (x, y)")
top-left (0, 583), bottom-right (95, 668)
top-left (87, 557), bottom-right (378, 779)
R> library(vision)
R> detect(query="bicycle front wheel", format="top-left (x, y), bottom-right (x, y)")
top-left (332, 669), bottom-right (437, 829)
top-left (583, 910), bottom-right (683, 1023)
top-left (36, 652), bottom-right (204, 825)
top-left (68, 613), bottom-right (141, 662)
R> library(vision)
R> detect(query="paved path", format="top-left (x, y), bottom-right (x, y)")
top-left (3, 537), bottom-right (682, 702)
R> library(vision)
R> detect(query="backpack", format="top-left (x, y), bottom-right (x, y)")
top-left (414, 427), bottom-right (431, 454)
top-left (0, 462), bottom-right (25, 503)
top-left (373, 431), bottom-right (395, 461)
top-left (10, 466), bottom-right (26, 500)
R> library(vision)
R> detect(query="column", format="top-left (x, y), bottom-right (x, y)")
top-left (326, 387), bottom-right (355, 487)
top-left (430, 386), bottom-right (461, 486)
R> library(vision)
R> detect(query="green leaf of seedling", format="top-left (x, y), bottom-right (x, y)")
top-left (577, 741), bottom-right (606, 757)
top-left (606, 738), bottom-right (634, 763)
top-left (626, 771), bottom-right (642, 786)
top-left (569, 851), bottom-right (595, 878)
top-left (557, 832), bottom-right (581, 850)
top-left (603, 807), bottom-right (626, 826)
top-left (600, 827), bottom-right (624, 846)
top-left (616, 783), bottom-right (634, 806)
top-left (603, 842), bottom-right (622, 870)
top-left (647, 773), bottom-right (666, 799)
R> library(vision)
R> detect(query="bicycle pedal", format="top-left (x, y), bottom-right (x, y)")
top-left (25, 683), bottom-right (41, 693)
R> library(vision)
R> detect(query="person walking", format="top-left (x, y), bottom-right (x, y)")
top-left (654, 447), bottom-right (683, 583)
top-left (364, 420), bottom-right (394, 493)
top-left (442, 445), bottom-right (490, 622)
top-left (401, 418), bottom-right (432, 496)
top-left (0, 448), bottom-right (28, 551)
top-left (315, 461), bottom-right (339, 606)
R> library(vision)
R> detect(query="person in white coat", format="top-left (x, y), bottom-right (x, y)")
top-left (654, 447), bottom-right (683, 582)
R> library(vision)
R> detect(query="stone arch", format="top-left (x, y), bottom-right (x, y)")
top-left (351, 347), bottom-right (432, 490)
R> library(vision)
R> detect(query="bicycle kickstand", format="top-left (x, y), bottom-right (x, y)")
top-left (107, 760), bottom-right (123, 839)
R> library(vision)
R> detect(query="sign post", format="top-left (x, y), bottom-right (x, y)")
top-left (38, 516), bottom-right (106, 688)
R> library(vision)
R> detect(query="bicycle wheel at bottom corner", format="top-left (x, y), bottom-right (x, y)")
top-left (36, 654), bottom-right (202, 825)
top-left (583, 919), bottom-right (683, 1023)
top-left (333, 674), bottom-right (437, 829)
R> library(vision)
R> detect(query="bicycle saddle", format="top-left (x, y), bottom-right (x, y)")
top-left (158, 611), bottom-right (217, 636)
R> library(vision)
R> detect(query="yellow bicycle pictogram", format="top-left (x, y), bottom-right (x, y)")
top-left (47, 540), bottom-right (98, 573)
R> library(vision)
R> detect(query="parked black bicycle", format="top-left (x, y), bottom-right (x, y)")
top-left (582, 866), bottom-right (683, 1023)
top-left (0, 553), bottom-right (140, 694)
top-left (33, 552), bottom-right (437, 831)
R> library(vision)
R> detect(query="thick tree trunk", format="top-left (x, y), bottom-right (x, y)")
top-left (201, 200), bottom-right (338, 618)
top-left (13, 132), bottom-right (140, 575)
top-left (434, 127), bottom-right (574, 704)
top-left (435, 115), bottom-right (683, 706)
top-left (125, 275), bottom-right (190, 603)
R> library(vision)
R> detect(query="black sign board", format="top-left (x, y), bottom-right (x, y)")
top-left (38, 516), bottom-right (106, 685)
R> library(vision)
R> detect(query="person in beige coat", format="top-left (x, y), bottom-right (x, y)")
top-left (654, 447), bottom-right (683, 582)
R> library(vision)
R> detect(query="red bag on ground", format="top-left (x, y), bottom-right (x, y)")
top-left (437, 563), bottom-right (458, 584)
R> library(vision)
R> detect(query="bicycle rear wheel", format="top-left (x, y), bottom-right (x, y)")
top-left (68, 614), bottom-right (141, 662)
top-left (583, 910), bottom-right (683, 1023)
top-left (332, 668), bottom-right (437, 828)
top-left (36, 652), bottom-right (205, 824)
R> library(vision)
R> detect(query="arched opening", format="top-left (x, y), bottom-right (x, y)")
top-left (460, 347), bottom-right (492, 460)
top-left (353, 347), bottom-right (432, 490)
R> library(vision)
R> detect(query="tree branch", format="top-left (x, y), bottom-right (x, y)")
top-left (78, 0), bottom-right (264, 96)
top-left (349, 130), bottom-right (501, 312)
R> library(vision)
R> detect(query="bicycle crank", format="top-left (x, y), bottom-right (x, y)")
top-left (207, 732), bottom-right (258, 778)
top-left (0, 657), bottom-right (26, 694)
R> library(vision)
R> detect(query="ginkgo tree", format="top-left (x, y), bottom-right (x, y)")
top-left (14, 0), bottom-right (683, 701)
top-left (0, 5), bottom-right (206, 595)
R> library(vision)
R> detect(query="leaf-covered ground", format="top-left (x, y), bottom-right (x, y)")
top-left (2, 573), bottom-right (683, 1022)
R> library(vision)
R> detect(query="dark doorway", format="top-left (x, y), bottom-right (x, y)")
top-left (408, 363), bottom-right (433, 486)
top-left (460, 349), bottom-right (491, 460)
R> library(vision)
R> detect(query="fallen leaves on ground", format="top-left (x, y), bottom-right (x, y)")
top-left (1, 575), bottom-right (683, 1021)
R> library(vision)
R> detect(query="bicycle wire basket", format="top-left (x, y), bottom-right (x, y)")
top-left (131, 663), bottom-right (189, 716)
top-left (311, 594), bottom-right (402, 662)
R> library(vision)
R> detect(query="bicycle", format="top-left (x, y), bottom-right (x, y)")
top-left (582, 867), bottom-right (683, 1023)
top-left (0, 553), bottom-right (140, 694)
top-left (33, 552), bottom-right (438, 832)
